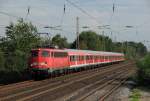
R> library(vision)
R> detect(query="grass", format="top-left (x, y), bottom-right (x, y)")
top-left (130, 89), bottom-right (141, 101)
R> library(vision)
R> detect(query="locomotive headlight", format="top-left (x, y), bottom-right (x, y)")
top-left (30, 62), bottom-right (47, 66)
top-left (39, 62), bottom-right (47, 65)
top-left (30, 62), bottom-right (38, 66)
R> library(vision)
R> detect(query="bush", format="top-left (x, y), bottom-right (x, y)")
top-left (0, 20), bottom-right (39, 84)
top-left (130, 89), bottom-right (141, 101)
top-left (137, 53), bottom-right (150, 85)
top-left (0, 50), bottom-right (5, 71)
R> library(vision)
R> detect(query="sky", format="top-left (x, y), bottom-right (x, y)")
top-left (0, 0), bottom-right (150, 50)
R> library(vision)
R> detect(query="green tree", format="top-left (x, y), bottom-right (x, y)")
top-left (71, 31), bottom-right (113, 51)
top-left (0, 19), bottom-right (40, 71)
top-left (51, 34), bottom-right (69, 48)
top-left (0, 49), bottom-right (5, 71)
top-left (137, 53), bottom-right (150, 85)
top-left (113, 41), bottom-right (147, 59)
top-left (4, 19), bottom-right (40, 52)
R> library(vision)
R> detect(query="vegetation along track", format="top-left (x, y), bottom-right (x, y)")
top-left (0, 61), bottom-right (134, 101)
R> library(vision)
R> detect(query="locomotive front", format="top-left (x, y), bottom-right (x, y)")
top-left (29, 49), bottom-right (51, 77)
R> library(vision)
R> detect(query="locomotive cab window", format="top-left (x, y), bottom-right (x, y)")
top-left (41, 51), bottom-right (50, 57)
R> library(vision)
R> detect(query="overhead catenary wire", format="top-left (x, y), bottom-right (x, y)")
top-left (0, 9), bottom-right (71, 38)
top-left (66, 0), bottom-right (101, 24)
top-left (0, 11), bottom-right (48, 27)
top-left (65, 0), bottom-right (122, 39)
top-left (0, 25), bottom-right (7, 28)
top-left (0, 11), bottom-right (22, 19)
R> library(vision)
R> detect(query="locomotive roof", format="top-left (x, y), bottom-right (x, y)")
top-left (32, 48), bottom-right (124, 56)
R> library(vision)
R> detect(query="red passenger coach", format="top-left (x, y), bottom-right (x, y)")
top-left (29, 48), bottom-right (125, 78)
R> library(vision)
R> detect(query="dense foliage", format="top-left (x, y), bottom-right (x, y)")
top-left (71, 31), bottom-right (114, 51)
top-left (51, 34), bottom-right (70, 48)
top-left (113, 41), bottom-right (147, 59)
top-left (137, 53), bottom-right (150, 85)
top-left (0, 19), bottom-right (40, 72)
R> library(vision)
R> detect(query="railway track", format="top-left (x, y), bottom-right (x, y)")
top-left (0, 80), bottom-right (34, 91)
top-left (76, 67), bottom-right (135, 101)
top-left (0, 61), bottom-right (135, 101)
top-left (55, 64), bottom-right (135, 101)
top-left (0, 62), bottom-right (126, 92)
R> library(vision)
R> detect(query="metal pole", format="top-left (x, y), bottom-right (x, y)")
top-left (76, 17), bottom-right (79, 49)
top-left (102, 31), bottom-right (105, 51)
top-left (110, 31), bottom-right (113, 51)
top-left (102, 31), bottom-right (105, 62)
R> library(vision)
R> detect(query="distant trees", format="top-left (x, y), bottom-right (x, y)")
top-left (71, 31), bottom-right (113, 51)
top-left (113, 41), bottom-right (147, 58)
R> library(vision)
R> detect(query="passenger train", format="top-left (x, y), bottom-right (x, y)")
top-left (29, 48), bottom-right (125, 78)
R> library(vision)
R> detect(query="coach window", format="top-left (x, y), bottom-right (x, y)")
top-left (41, 51), bottom-right (50, 57)
top-left (70, 56), bottom-right (72, 61)
top-left (95, 56), bottom-right (97, 60)
top-left (79, 56), bottom-right (81, 61)
top-left (77, 56), bottom-right (79, 61)
top-left (78, 56), bottom-right (80, 61)
top-left (51, 52), bottom-right (54, 57)
top-left (80, 56), bottom-right (82, 61)
top-left (81, 56), bottom-right (83, 61)
top-left (110, 56), bottom-right (112, 60)
top-left (70, 55), bottom-right (76, 61)
top-left (70, 56), bottom-right (73, 61)
top-left (81, 56), bottom-right (84, 61)
top-left (102, 56), bottom-right (104, 60)
top-left (90, 56), bottom-right (92, 60)
top-left (94, 56), bottom-right (96, 60)
top-left (86, 56), bottom-right (89, 60)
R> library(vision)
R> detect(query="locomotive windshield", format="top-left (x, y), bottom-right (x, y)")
top-left (41, 51), bottom-right (50, 57)
top-left (31, 50), bottom-right (50, 57)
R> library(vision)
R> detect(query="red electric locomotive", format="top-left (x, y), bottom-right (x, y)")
top-left (28, 48), bottom-right (125, 78)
